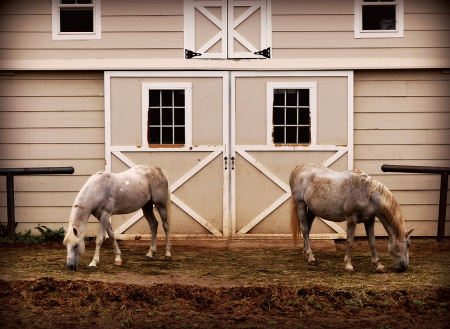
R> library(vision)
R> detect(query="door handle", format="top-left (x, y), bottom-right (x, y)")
top-left (231, 157), bottom-right (235, 170)
top-left (224, 157), bottom-right (228, 170)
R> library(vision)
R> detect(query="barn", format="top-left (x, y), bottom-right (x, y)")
top-left (0, 0), bottom-right (449, 240)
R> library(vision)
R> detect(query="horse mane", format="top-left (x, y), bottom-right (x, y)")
top-left (352, 169), bottom-right (405, 240)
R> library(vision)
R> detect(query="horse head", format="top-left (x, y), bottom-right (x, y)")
top-left (389, 229), bottom-right (414, 272)
top-left (63, 226), bottom-right (85, 271)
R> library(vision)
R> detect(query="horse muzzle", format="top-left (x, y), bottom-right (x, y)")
top-left (66, 263), bottom-right (77, 271)
top-left (395, 262), bottom-right (408, 273)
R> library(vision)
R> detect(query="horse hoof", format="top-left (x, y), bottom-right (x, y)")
top-left (114, 261), bottom-right (122, 266)
top-left (307, 261), bottom-right (318, 266)
top-left (164, 256), bottom-right (172, 261)
top-left (146, 256), bottom-right (153, 261)
top-left (88, 266), bottom-right (97, 271)
top-left (376, 267), bottom-right (388, 274)
top-left (345, 268), bottom-right (355, 274)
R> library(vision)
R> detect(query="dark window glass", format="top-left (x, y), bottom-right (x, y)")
top-left (273, 108), bottom-right (284, 125)
top-left (162, 127), bottom-right (173, 144)
top-left (174, 127), bottom-right (185, 144)
top-left (285, 126), bottom-right (297, 144)
top-left (173, 90), bottom-right (185, 106)
top-left (298, 110), bottom-right (310, 125)
top-left (149, 127), bottom-right (160, 144)
top-left (286, 90), bottom-right (297, 106)
top-left (149, 108), bottom-right (160, 125)
top-left (298, 127), bottom-right (310, 144)
top-left (60, 8), bottom-right (93, 32)
top-left (273, 91), bottom-right (285, 106)
top-left (362, 5), bottom-right (396, 30)
top-left (161, 90), bottom-right (172, 106)
top-left (286, 108), bottom-right (297, 125)
top-left (161, 109), bottom-right (172, 125)
top-left (149, 90), bottom-right (160, 107)
top-left (273, 126), bottom-right (284, 144)
top-left (174, 108), bottom-right (185, 125)
top-left (298, 89), bottom-right (309, 106)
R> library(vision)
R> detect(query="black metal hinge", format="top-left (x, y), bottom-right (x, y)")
top-left (254, 47), bottom-right (270, 58)
top-left (185, 49), bottom-right (202, 59)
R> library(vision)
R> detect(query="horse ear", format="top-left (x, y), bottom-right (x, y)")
top-left (73, 227), bottom-right (78, 237)
top-left (405, 228), bottom-right (414, 237)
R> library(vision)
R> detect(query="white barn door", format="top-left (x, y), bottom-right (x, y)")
top-left (184, 0), bottom-right (271, 59)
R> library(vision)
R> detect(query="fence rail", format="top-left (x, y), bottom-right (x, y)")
top-left (0, 167), bottom-right (74, 241)
top-left (381, 165), bottom-right (450, 242)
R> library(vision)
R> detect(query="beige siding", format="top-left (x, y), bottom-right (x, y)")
top-left (272, 0), bottom-right (450, 63)
top-left (354, 69), bottom-right (450, 237)
top-left (0, 71), bottom-right (105, 235)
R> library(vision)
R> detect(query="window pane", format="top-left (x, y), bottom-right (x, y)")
top-left (161, 108), bottom-right (172, 125)
top-left (174, 127), bottom-right (185, 144)
top-left (149, 127), bottom-right (160, 144)
top-left (273, 107), bottom-right (284, 125)
top-left (286, 90), bottom-right (297, 106)
top-left (298, 89), bottom-right (309, 106)
top-left (60, 9), bottom-right (93, 32)
top-left (298, 127), bottom-right (310, 144)
top-left (148, 108), bottom-right (160, 125)
top-left (273, 126), bottom-right (284, 143)
top-left (286, 108), bottom-right (297, 125)
top-left (162, 127), bottom-right (173, 144)
top-left (161, 90), bottom-right (172, 106)
top-left (149, 90), bottom-right (160, 107)
top-left (285, 126), bottom-right (297, 144)
top-left (174, 108), bottom-right (185, 125)
top-left (362, 5), bottom-right (396, 30)
top-left (61, 0), bottom-right (76, 3)
top-left (77, 0), bottom-right (93, 4)
top-left (173, 90), bottom-right (185, 107)
top-left (273, 90), bottom-right (285, 106)
top-left (298, 109), bottom-right (310, 125)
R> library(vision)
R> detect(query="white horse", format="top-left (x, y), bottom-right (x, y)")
top-left (290, 163), bottom-right (414, 273)
top-left (63, 165), bottom-right (171, 271)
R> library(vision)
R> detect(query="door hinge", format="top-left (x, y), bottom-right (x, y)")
top-left (185, 49), bottom-right (202, 59)
top-left (254, 47), bottom-right (270, 58)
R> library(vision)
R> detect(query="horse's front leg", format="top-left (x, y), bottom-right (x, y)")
top-left (88, 214), bottom-right (109, 271)
top-left (106, 222), bottom-right (122, 266)
top-left (364, 217), bottom-right (387, 273)
top-left (344, 218), bottom-right (357, 273)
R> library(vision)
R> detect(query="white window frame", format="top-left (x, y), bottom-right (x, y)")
top-left (266, 82), bottom-right (317, 146)
top-left (354, 0), bottom-right (404, 39)
top-left (52, 0), bottom-right (101, 40)
top-left (142, 83), bottom-right (193, 148)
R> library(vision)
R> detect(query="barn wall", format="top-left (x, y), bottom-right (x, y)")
top-left (0, 71), bottom-right (105, 235)
top-left (0, 0), bottom-right (449, 68)
top-left (353, 69), bottom-right (450, 236)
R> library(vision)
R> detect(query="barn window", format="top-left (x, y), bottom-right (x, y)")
top-left (354, 0), bottom-right (404, 38)
top-left (142, 83), bottom-right (193, 147)
top-left (267, 82), bottom-right (317, 146)
top-left (52, 0), bottom-right (101, 40)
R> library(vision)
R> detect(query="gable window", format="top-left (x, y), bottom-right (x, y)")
top-left (354, 0), bottom-right (404, 38)
top-left (142, 83), bottom-right (192, 147)
top-left (52, 0), bottom-right (101, 40)
top-left (267, 82), bottom-right (317, 146)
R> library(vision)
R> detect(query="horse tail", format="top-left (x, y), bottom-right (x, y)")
top-left (166, 175), bottom-right (172, 225)
top-left (290, 196), bottom-right (301, 247)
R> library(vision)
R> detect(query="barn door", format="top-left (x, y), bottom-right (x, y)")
top-left (105, 72), bottom-right (230, 239)
top-left (184, 0), bottom-right (271, 59)
top-left (230, 71), bottom-right (354, 239)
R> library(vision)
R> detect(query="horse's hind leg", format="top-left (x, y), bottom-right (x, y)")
top-left (298, 202), bottom-right (316, 265)
top-left (154, 202), bottom-right (171, 261)
top-left (105, 222), bottom-right (122, 266)
top-left (344, 217), bottom-right (357, 274)
top-left (88, 213), bottom-right (110, 270)
top-left (364, 217), bottom-right (387, 273)
top-left (142, 201), bottom-right (158, 260)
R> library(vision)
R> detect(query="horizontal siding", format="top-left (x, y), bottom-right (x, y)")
top-left (0, 71), bottom-right (105, 233)
top-left (354, 69), bottom-right (450, 237)
top-left (0, 0), bottom-right (448, 66)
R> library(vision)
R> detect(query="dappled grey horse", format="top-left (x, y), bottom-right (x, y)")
top-left (290, 163), bottom-right (413, 273)
top-left (63, 165), bottom-right (171, 271)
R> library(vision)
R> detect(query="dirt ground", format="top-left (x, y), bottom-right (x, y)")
top-left (0, 237), bottom-right (449, 328)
